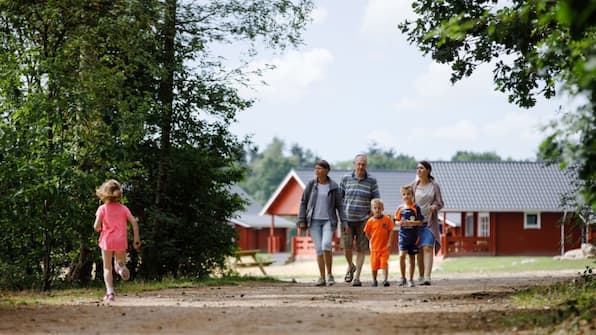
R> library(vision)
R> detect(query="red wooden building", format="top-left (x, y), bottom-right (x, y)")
top-left (432, 161), bottom-right (586, 256)
top-left (229, 185), bottom-right (294, 252)
top-left (260, 162), bottom-right (592, 258)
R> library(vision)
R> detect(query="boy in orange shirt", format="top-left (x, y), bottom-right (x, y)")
top-left (364, 198), bottom-right (395, 287)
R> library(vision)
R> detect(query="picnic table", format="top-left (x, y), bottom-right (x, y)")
top-left (233, 249), bottom-right (273, 275)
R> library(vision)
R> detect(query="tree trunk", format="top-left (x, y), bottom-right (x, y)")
top-left (67, 242), bottom-right (93, 285)
top-left (155, 0), bottom-right (177, 207)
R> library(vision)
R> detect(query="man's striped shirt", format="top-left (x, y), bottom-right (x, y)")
top-left (340, 171), bottom-right (380, 222)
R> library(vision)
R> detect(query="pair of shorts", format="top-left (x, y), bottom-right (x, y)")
top-left (417, 224), bottom-right (435, 247)
top-left (341, 221), bottom-right (369, 252)
top-left (398, 228), bottom-right (418, 255)
top-left (309, 219), bottom-right (333, 256)
top-left (370, 248), bottom-right (390, 271)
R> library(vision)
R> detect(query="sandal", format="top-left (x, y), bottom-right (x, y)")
top-left (344, 264), bottom-right (356, 283)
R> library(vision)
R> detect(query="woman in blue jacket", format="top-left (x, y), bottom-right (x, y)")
top-left (297, 160), bottom-right (348, 286)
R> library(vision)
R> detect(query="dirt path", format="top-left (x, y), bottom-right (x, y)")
top-left (0, 261), bottom-right (583, 335)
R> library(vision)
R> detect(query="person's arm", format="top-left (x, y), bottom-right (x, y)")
top-left (93, 215), bottom-right (102, 232)
top-left (335, 187), bottom-right (348, 229)
top-left (297, 181), bottom-right (312, 228)
top-left (417, 205), bottom-right (425, 223)
top-left (394, 208), bottom-right (402, 226)
top-left (387, 230), bottom-right (393, 250)
top-left (127, 213), bottom-right (141, 250)
top-left (430, 182), bottom-right (445, 214)
top-left (371, 178), bottom-right (380, 199)
top-left (364, 220), bottom-right (372, 240)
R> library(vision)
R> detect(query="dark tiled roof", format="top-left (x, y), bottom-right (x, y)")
top-left (230, 184), bottom-right (294, 228)
top-left (431, 161), bottom-right (575, 212)
top-left (293, 168), bottom-right (416, 212)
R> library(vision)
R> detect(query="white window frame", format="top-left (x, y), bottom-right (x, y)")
top-left (524, 212), bottom-right (541, 229)
top-left (478, 212), bottom-right (490, 237)
top-left (465, 213), bottom-right (475, 237)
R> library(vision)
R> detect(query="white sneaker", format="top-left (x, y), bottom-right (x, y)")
top-left (116, 262), bottom-right (130, 281)
top-left (103, 293), bottom-right (115, 302)
top-left (327, 275), bottom-right (335, 286)
top-left (315, 277), bottom-right (326, 287)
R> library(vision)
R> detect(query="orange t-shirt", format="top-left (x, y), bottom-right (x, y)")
top-left (364, 215), bottom-right (395, 252)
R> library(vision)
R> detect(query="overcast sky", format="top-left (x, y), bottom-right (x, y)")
top-left (230, 0), bottom-right (565, 164)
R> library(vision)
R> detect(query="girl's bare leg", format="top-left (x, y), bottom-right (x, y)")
top-left (101, 249), bottom-right (114, 294)
top-left (114, 251), bottom-right (129, 280)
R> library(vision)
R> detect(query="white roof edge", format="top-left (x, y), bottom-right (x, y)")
top-left (259, 169), bottom-right (305, 216)
top-left (229, 218), bottom-right (250, 228)
top-left (441, 209), bottom-right (566, 213)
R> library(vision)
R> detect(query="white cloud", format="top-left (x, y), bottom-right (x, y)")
top-left (413, 120), bottom-right (478, 141)
top-left (360, 0), bottom-right (416, 39)
top-left (393, 96), bottom-right (424, 110)
top-left (310, 6), bottom-right (328, 25)
top-left (243, 48), bottom-right (334, 101)
top-left (401, 110), bottom-right (555, 160)
top-left (413, 62), bottom-right (501, 100)
top-left (366, 129), bottom-right (397, 149)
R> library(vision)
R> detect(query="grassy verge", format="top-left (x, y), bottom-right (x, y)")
top-left (433, 256), bottom-right (595, 274)
top-left (502, 268), bottom-right (596, 332)
top-left (0, 275), bottom-right (278, 306)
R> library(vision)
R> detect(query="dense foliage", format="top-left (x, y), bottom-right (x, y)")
top-left (399, 0), bottom-right (595, 210)
top-left (333, 143), bottom-right (417, 170)
top-left (240, 137), bottom-right (317, 204)
top-left (451, 150), bottom-right (503, 161)
top-left (0, 0), bottom-right (313, 289)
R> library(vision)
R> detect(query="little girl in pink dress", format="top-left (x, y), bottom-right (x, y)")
top-left (94, 179), bottom-right (141, 302)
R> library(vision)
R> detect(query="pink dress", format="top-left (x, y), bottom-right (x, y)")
top-left (96, 202), bottom-right (131, 251)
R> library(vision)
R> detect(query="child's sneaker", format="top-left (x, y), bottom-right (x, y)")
top-left (315, 277), bottom-right (326, 287)
top-left (371, 280), bottom-right (378, 287)
top-left (398, 278), bottom-right (407, 286)
top-left (408, 280), bottom-right (415, 287)
top-left (115, 262), bottom-right (130, 281)
top-left (103, 293), bottom-right (115, 302)
top-left (383, 280), bottom-right (390, 287)
top-left (327, 275), bottom-right (335, 286)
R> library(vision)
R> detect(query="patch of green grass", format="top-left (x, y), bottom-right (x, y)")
top-left (503, 272), bottom-right (596, 330)
top-left (0, 275), bottom-right (280, 306)
top-left (433, 256), bottom-right (595, 274)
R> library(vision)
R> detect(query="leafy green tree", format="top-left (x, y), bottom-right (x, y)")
top-left (133, 0), bottom-right (313, 279)
top-left (451, 151), bottom-right (502, 161)
top-left (400, 0), bottom-right (595, 210)
top-left (0, 1), bottom-right (149, 289)
top-left (241, 138), bottom-right (317, 204)
top-left (0, 0), bottom-right (313, 288)
top-left (334, 143), bottom-right (417, 170)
